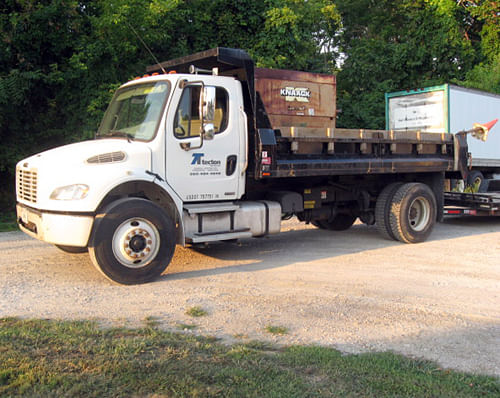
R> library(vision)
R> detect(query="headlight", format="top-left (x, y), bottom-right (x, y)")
top-left (50, 184), bottom-right (89, 200)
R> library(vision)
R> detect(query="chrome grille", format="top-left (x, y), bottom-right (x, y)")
top-left (17, 168), bottom-right (38, 203)
top-left (87, 151), bottom-right (126, 164)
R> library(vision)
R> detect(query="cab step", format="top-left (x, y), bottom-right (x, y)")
top-left (184, 202), bottom-right (239, 214)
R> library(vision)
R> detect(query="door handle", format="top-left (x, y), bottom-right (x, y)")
top-left (226, 155), bottom-right (237, 176)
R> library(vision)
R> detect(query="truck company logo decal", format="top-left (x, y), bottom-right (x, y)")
top-left (280, 87), bottom-right (311, 102)
top-left (190, 153), bottom-right (222, 176)
top-left (191, 153), bottom-right (204, 165)
top-left (191, 153), bottom-right (221, 166)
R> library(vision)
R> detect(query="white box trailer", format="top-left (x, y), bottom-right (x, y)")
top-left (386, 84), bottom-right (500, 190)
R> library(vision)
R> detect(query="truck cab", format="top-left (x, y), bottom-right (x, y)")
top-left (16, 67), bottom-right (262, 282)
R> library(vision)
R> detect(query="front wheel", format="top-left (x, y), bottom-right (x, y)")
top-left (89, 198), bottom-right (176, 285)
top-left (389, 183), bottom-right (436, 244)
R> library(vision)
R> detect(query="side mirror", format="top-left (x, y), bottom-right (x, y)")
top-left (200, 86), bottom-right (216, 123)
top-left (180, 83), bottom-right (216, 151)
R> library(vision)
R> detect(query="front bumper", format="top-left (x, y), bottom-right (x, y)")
top-left (16, 203), bottom-right (94, 247)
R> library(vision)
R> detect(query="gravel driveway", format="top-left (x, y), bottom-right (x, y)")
top-left (1, 217), bottom-right (499, 377)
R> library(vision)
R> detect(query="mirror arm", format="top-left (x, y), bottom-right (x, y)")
top-left (180, 133), bottom-right (204, 151)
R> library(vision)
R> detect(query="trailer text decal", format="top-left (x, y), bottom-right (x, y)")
top-left (280, 87), bottom-right (311, 102)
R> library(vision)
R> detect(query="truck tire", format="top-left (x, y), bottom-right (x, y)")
top-left (55, 245), bottom-right (87, 254)
top-left (313, 214), bottom-right (357, 231)
top-left (466, 170), bottom-right (489, 193)
top-left (89, 198), bottom-right (176, 285)
top-left (389, 183), bottom-right (436, 244)
top-left (375, 182), bottom-right (404, 240)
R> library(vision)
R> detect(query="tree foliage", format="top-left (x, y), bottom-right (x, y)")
top-left (0, 0), bottom-right (497, 209)
top-left (335, 0), bottom-right (476, 128)
top-left (457, 0), bottom-right (500, 92)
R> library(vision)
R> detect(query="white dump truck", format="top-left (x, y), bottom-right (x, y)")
top-left (16, 48), bottom-right (474, 284)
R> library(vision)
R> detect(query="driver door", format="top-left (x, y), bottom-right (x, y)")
top-left (166, 77), bottom-right (243, 202)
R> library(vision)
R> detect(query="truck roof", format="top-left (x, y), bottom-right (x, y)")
top-left (147, 48), bottom-right (258, 123)
top-left (146, 47), bottom-right (253, 75)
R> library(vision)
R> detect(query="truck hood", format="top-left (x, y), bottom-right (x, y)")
top-left (17, 139), bottom-right (153, 211)
top-left (21, 139), bottom-right (151, 168)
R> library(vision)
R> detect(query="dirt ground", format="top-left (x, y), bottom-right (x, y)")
top-left (1, 217), bottom-right (499, 377)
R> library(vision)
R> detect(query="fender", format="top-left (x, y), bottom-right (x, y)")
top-left (95, 170), bottom-right (186, 245)
top-left (152, 178), bottom-right (186, 246)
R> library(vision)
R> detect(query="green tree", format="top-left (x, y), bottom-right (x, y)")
top-left (458, 0), bottom-right (500, 93)
top-left (334, 0), bottom-right (477, 129)
top-left (252, 0), bottom-right (340, 71)
top-left (0, 0), bottom-right (93, 209)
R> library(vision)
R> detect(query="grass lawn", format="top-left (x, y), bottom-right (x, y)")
top-left (0, 318), bottom-right (498, 397)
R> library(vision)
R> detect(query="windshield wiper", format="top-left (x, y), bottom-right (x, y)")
top-left (98, 130), bottom-right (135, 142)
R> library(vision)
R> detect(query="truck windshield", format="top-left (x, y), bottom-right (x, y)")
top-left (97, 81), bottom-right (170, 141)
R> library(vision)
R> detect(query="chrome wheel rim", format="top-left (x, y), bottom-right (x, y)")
top-left (112, 218), bottom-right (160, 268)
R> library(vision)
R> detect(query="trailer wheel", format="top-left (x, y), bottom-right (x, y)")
top-left (389, 183), bottom-right (436, 244)
top-left (466, 171), bottom-right (489, 193)
top-left (89, 198), bottom-right (176, 285)
top-left (55, 245), bottom-right (87, 254)
top-left (313, 214), bottom-right (357, 231)
top-left (375, 182), bottom-right (404, 240)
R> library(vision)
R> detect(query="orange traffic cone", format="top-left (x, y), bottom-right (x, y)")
top-left (472, 118), bottom-right (498, 141)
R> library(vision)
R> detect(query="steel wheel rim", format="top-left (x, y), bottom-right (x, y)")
top-left (112, 218), bottom-right (160, 268)
top-left (408, 197), bottom-right (430, 232)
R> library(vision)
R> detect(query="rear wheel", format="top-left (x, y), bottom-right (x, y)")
top-left (375, 182), bottom-right (404, 240)
top-left (312, 214), bottom-right (357, 231)
top-left (389, 183), bottom-right (436, 243)
top-left (89, 198), bottom-right (176, 285)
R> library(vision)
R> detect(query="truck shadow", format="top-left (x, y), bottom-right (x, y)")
top-left (162, 217), bottom-right (500, 281)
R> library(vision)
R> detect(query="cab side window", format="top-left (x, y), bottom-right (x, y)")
top-left (174, 86), bottom-right (228, 139)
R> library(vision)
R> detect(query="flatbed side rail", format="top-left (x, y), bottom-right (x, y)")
top-left (277, 127), bottom-right (453, 143)
top-left (256, 127), bottom-right (455, 179)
